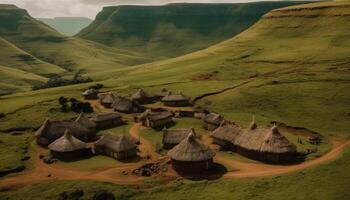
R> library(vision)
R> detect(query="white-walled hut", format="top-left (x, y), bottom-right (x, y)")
top-left (131, 89), bottom-right (154, 104)
top-left (82, 88), bottom-right (98, 100)
top-left (162, 128), bottom-right (193, 149)
top-left (112, 96), bottom-right (143, 113)
top-left (35, 117), bottom-right (95, 147)
top-left (92, 113), bottom-right (124, 130)
top-left (99, 92), bottom-right (118, 108)
top-left (93, 135), bottom-right (137, 160)
top-left (203, 113), bottom-right (225, 131)
top-left (48, 129), bottom-right (90, 160)
top-left (161, 91), bottom-right (191, 107)
top-left (168, 130), bottom-right (215, 173)
top-left (138, 110), bottom-right (173, 129)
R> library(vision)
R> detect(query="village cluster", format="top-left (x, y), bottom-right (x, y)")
top-left (34, 87), bottom-right (319, 174)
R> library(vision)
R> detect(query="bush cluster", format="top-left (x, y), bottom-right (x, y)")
top-left (32, 73), bottom-right (93, 90)
top-left (58, 97), bottom-right (93, 113)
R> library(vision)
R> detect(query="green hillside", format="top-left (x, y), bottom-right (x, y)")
top-left (0, 4), bottom-right (157, 94)
top-left (77, 1), bottom-right (307, 58)
top-left (39, 17), bottom-right (92, 36)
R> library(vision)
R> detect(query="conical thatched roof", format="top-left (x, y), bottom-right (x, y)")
top-left (233, 125), bottom-right (297, 154)
top-left (48, 129), bottom-right (87, 152)
top-left (168, 130), bottom-right (215, 162)
top-left (100, 92), bottom-right (118, 104)
top-left (75, 113), bottom-right (96, 130)
top-left (35, 118), bottom-right (92, 143)
top-left (163, 128), bottom-right (192, 145)
top-left (92, 112), bottom-right (122, 122)
top-left (95, 135), bottom-right (136, 152)
top-left (131, 89), bottom-right (153, 101)
top-left (203, 113), bottom-right (225, 125)
top-left (249, 116), bottom-right (257, 130)
top-left (139, 110), bottom-right (173, 122)
top-left (210, 123), bottom-right (241, 142)
top-left (112, 97), bottom-right (140, 113)
top-left (260, 125), bottom-right (297, 154)
top-left (82, 88), bottom-right (98, 96)
top-left (161, 91), bottom-right (190, 102)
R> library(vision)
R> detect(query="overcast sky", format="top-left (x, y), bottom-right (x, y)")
top-left (0, 0), bottom-right (308, 18)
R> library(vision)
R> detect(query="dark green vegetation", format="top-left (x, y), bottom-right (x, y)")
top-left (77, 1), bottom-right (306, 58)
top-left (1, 145), bottom-right (350, 200)
top-left (0, 4), bottom-right (156, 95)
top-left (39, 17), bottom-right (93, 36)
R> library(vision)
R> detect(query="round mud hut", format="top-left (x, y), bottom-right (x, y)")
top-left (203, 113), bottom-right (225, 131)
top-left (112, 96), bottom-right (143, 113)
top-left (82, 88), bottom-right (98, 100)
top-left (93, 135), bottom-right (137, 161)
top-left (131, 89), bottom-right (154, 104)
top-left (75, 113), bottom-right (97, 133)
top-left (161, 91), bottom-right (191, 107)
top-left (48, 129), bottom-right (90, 160)
top-left (168, 130), bottom-right (215, 173)
top-left (99, 92), bottom-right (118, 108)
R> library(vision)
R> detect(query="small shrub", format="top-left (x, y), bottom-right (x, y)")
top-left (0, 113), bottom-right (5, 119)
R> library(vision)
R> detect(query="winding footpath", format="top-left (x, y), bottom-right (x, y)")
top-left (0, 124), bottom-right (348, 190)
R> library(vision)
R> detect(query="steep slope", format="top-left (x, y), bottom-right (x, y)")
top-left (0, 4), bottom-right (156, 78)
top-left (39, 17), bottom-right (92, 36)
top-left (77, 1), bottom-right (306, 58)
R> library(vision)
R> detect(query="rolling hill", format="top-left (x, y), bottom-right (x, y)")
top-left (77, 1), bottom-right (307, 58)
top-left (39, 17), bottom-right (93, 36)
top-left (0, 4), bottom-right (157, 94)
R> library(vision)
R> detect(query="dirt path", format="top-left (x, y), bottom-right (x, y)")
top-left (129, 123), bottom-right (161, 160)
top-left (0, 124), bottom-right (348, 190)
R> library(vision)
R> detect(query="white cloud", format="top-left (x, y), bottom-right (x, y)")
top-left (0, 0), bottom-right (311, 18)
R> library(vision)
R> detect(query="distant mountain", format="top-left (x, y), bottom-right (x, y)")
top-left (39, 17), bottom-right (93, 36)
top-left (0, 4), bottom-right (156, 95)
top-left (77, 1), bottom-right (307, 58)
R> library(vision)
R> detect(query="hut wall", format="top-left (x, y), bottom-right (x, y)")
top-left (164, 101), bottom-right (190, 107)
top-left (212, 138), bottom-right (234, 151)
top-left (234, 146), bottom-right (295, 163)
top-left (203, 123), bottom-right (219, 131)
top-left (95, 146), bottom-right (136, 160)
top-left (171, 159), bottom-right (213, 173)
top-left (101, 102), bottom-right (113, 108)
top-left (51, 148), bottom-right (91, 161)
top-left (84, 94), bottom-right (98, 100)
top-left (150, 117), bottom-right (173, 128)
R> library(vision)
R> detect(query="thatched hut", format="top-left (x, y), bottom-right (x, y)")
top-left (112, 97), bottom-right (143, 113)
top-left (168, 130), bottom-right (215, 173)
top-left (75, 113), bottom-right (96, 133)
top-left (162, 128), bottom-right (193, 149)
top-left (82, 88), bottom-right (98, 100)
top-left (35, 118), bottom-right (95, 147)
top-left (203, 113), bottom-right (225, 131)
top-left (233, 122), bottom-right (297, 163)
top-left (131, 89), bottom-right (154, 104)
top-left (48, 129), bottom-right (90, 160)
top-left (93, 135), bottom-right (137, 160)
top-left (210, 122), bottom-right (241, 150)
top-left (161, 91), bottom-right (191, 107)
top-left (139, 110), bottom-right (173, 129)
top-left (155, 88), bottom-right (169, 100)
top-left (99, 92), bottom-right (118, 108)
top-left (92, 113), bottom-right (124, 130)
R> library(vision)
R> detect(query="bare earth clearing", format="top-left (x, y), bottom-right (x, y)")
top-left (0, 123), bottom-right (348, 191)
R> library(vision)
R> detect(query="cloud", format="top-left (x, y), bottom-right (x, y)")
top-left (0, 0), bottom-right (309, 18)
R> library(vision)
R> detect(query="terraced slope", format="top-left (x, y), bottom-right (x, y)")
top-left (77, 1), bottom-right (306, 58)
top-left (39, 17), bottom-right (92, 36)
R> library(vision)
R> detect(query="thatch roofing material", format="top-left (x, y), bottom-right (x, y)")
top-left (139, 110), bottom-right (173, 122)
top-left (210, 123), bottom-right (241, 142)
top-left (217, 123), bottom-right (297, 154)
top-left (131, 89), bottom-right (153, 101)
top-left (99, 92), bottom-right (118, 104)
top-left (75, 113), bottom-right (96, 130)
top-left (83, 88), bottom-right (98, 96)
top-left (95, 135), bottom-right (136, 152)
top-left (112, 97), bottom-right (139, 112)
top-left (48, 129), bottom-right (87, 152)
top-left (163, 128), bottom-right (192, 144)
top-left (161, 91), bottom-right (190, 102)
top-left (92, 113), bottom-right (122, 122)
top-left (168, 130), bottom-right (215, 162)
top-left (35, 118), bottom-right (91, 141)
top-left (203, 113), bottom-right (225, 125)
top-left (156, 88), bottom-right (169, 98)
